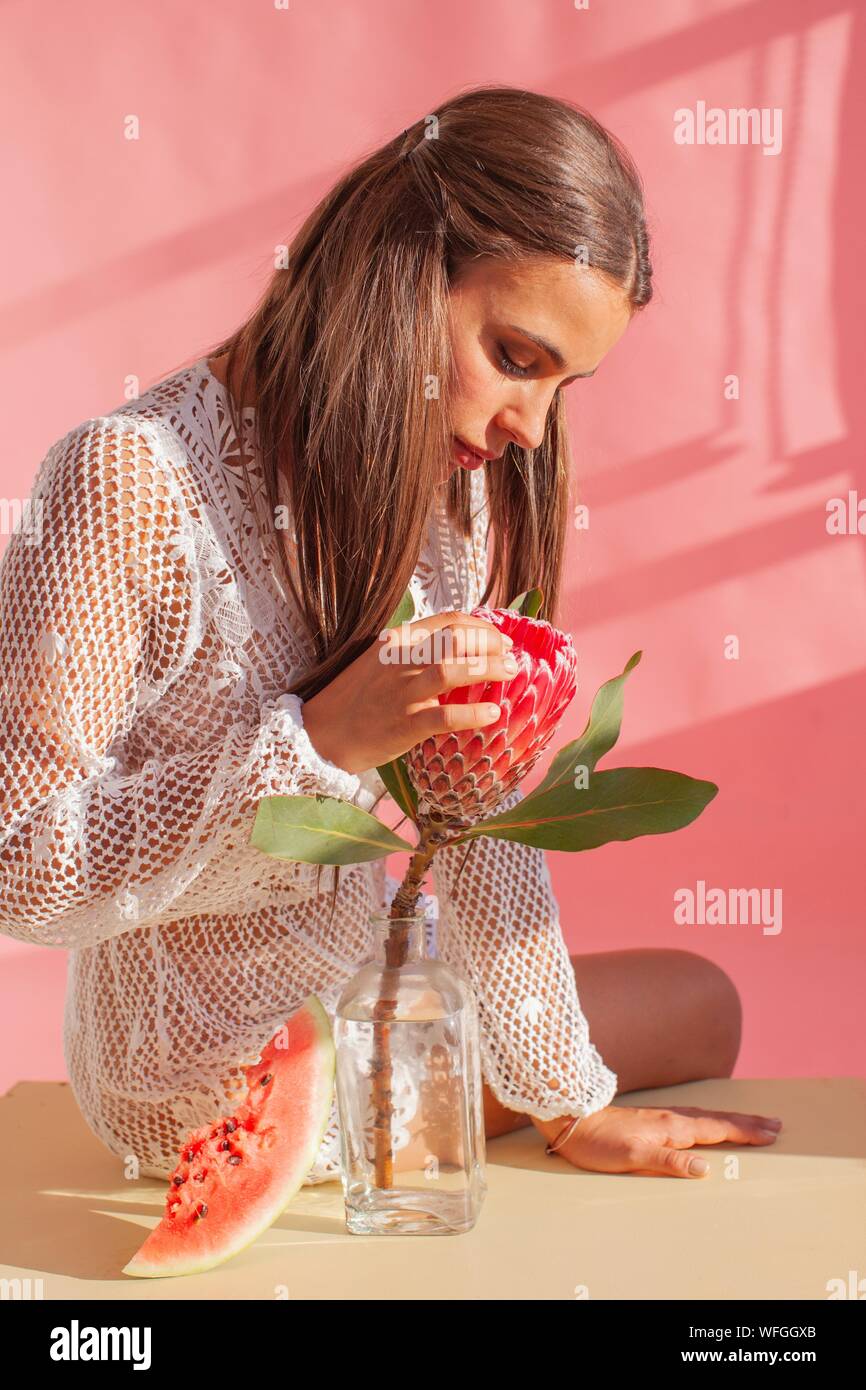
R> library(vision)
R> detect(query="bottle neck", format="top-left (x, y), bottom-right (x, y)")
top-left (371, 911), bottom-right (429, 964)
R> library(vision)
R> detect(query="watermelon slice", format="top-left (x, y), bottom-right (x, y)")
top-left (123, 994), bottom-right (335, 1278)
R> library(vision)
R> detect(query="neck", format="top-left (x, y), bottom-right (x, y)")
top-left (208, 351), bottom-right (257, 410)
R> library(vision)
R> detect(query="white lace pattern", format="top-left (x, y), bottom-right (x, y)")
top-left (0, 357), bottom-right (616, 1184)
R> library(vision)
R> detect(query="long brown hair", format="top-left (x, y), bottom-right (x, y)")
top-left (204, 85), bottom-right (652, 701)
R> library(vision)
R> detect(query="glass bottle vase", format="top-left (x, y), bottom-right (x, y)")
top-left (334, 908), bottom-right (487, 1235)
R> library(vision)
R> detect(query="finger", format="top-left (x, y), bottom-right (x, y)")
top-left (410, 699), bottom-right (502, 741)
top-left (653, 1106), bottom-right (783, 1139)
top-left (408, 610), bottom-right (506, 635)
top-left (659, 1106), bottom-right (782, 1130)
top-left (386, 612), bottom-right (514, 661)
top-left (409, 654), bottom-right (520, 703)
top-left (634, 1144), bottom-right (712, 1179)
top-left (662, 1113), bottom-right (781, 1147)
top-left (438, 621), bottom-right (514, 660)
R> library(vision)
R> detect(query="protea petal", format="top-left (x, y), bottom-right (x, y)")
top-left (404, 603), bottom-right (578, 824)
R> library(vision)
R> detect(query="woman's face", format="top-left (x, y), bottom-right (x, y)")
top-left (441, 253), bottom-right (633, 482)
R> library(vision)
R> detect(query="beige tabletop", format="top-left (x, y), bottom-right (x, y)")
top-left (1, 1076), bottom-right (863, 1300)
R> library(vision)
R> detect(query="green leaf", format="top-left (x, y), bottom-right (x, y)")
top-left (376, 755), bottom-right (419, 823)
top-left (251, 794), bottom-right (414, 865)
top-left (450, 767), bottom-right (718, 852)
top-left (532, 650), bottom-right (643, 797)
top-left (387, 587), bottom-right (415, 629)
top-left (506, 587), bottom-right (544, 618)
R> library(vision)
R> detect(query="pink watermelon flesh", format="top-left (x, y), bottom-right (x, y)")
top-left (122, 994), bottom-right (335, 1278)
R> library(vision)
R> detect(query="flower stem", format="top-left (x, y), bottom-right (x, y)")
top-left (371, 819), bottom-right (454, 1189)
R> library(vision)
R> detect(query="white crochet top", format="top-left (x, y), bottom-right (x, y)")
top-left (0, 356), bottom-right (617, 1183)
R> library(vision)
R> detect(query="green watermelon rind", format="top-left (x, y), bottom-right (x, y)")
top-left (121, 994), bottom-right (336, 1279)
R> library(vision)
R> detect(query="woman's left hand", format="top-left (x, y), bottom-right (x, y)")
top-left (533, 1104), bottom-right (783, 1178)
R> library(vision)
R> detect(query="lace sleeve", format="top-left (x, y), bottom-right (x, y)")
top-left (0, 416), bottom-right (365, 950)
top-left (428, 465), bottom-right (618, 1121)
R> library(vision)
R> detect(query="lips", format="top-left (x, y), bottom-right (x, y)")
top-left (452, 436), bottom-right (490, 469)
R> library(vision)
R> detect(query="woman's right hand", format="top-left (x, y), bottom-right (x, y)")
top-left (300, 610), bottom-right (518, 775)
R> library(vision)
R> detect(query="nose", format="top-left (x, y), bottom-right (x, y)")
top-left (496, 390), bottom-right (555, 453)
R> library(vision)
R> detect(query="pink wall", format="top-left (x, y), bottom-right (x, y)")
top-left (1, 0), bottom-right (863, 1090)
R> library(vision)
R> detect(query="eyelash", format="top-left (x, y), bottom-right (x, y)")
top-left (496, 346), bottom-right (577, 394)
top-left (497, 346), bottom-right (531, 379)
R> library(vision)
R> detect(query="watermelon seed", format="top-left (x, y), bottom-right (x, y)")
top-left (218, 1140), bottom-right (231, 1151)
top-left (227, 1154), bottom-right (242, 1165)
top-left (184, 1148), bottom-right (195, 1162)
top-left (194, 1202), bottom-right (208, 1219)
top-left (260, 1073), bottom-right (273, 1086)
top-left (224, 1119), bottom-right (237, 1133)
top-left (172, 1174), bottom-right (186, 1186)
top-left (193, 1170), bottom-right (207, 1182)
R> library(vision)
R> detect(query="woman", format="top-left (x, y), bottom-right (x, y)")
top-left (0, 85), bottom-right (780, 1186)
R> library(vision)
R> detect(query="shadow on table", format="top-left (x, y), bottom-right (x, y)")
top-left (485, 1076), bottom-right (866, 1172)
top-left (1, 1075), bottom-right (863, 1282)
top-left (0, 1081), bottom-right (347, 1282)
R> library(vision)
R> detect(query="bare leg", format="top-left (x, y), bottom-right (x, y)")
top-left (483, 948), bottom-right (743, 1139)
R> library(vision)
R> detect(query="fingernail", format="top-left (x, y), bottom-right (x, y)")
top-left (485, 704), bottom-right (501, 720)
top-left (759, 1128), bottom-right (779, 1140)
top-left (503, 655), bottom-right (519, 673)
top-left (688, 1157), bottom-right (709, 1175)
top-left (504, 636), bottom-right (514, 649)
top-left (764, 1118), bottom-right (782, 1129)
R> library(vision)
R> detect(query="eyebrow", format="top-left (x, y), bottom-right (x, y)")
top-left (505, 323), bottom-right (598, 377)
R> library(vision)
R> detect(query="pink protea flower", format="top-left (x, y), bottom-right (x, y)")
top-left (405, 604), bottom-right (578, 825)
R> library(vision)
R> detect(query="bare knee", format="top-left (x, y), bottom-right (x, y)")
top-left (680, 951), bottom-right (742, 1078)
top-left (567, 945), bottom-right (743, 1093)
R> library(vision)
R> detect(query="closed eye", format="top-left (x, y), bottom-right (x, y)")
top-left (497, 345), bottom-right (531, 379)
top-left (497, 343), bottom-right (596, 387)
